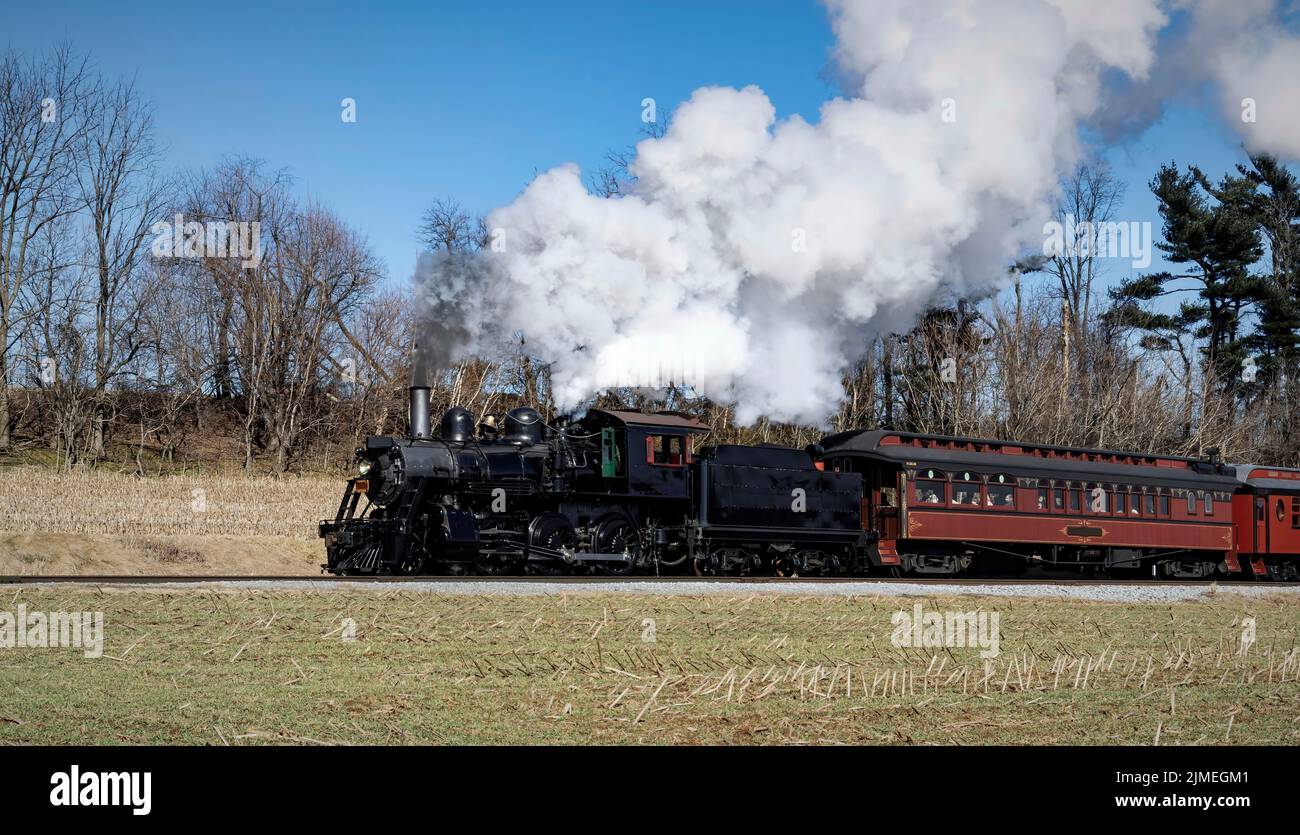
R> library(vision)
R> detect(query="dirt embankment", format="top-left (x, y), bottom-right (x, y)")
top-left (0, 531), bottom-right (323, 575)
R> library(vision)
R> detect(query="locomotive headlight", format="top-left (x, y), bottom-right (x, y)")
top-left (358, 460), bottom-right (373, 476)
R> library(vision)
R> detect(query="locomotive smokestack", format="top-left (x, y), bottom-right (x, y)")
top-left (409, 386), bottom-right (431, 440)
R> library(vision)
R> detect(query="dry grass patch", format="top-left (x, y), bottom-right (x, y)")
top-left (0, 466), bottom-right (340, 539)
top-left (1, 588), bottom-right (1297, 745)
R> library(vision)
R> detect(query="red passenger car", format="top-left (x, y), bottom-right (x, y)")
top-left (1229, 464), bottom-right (1300, 580)
top-left (818, 430), bottom-right (1241, 579)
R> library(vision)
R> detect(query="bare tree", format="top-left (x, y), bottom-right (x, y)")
top-left (0, 44), bottom-right (94, 450)
top-left (1045, 160), bottom-right (1125, 379)
top-left (585, 114), bottom-right (669, 197)
top-left (418, 198), bottom-right (487, 253)
top-left (75, 77), bottom-right (168, 457)
top-left (260, 203), bottom-right (382, 471)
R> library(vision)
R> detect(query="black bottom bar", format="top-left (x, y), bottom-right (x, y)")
top-left (3, 745), bottom-right (1282, 821)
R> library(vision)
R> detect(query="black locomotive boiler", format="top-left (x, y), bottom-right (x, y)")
top-left (319, 386), bottom-right (869, 575)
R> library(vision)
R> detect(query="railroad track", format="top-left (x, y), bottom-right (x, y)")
top-left (1, 574), bottom-right (1295, 587)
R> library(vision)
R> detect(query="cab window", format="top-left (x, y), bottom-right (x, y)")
top-left (645, 435), bottom-right (685, 467)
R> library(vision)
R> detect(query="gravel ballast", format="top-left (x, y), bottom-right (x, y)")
top-left (10, 578), bottom-right (1297, 603)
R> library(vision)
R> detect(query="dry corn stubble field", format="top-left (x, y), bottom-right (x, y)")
top-left (1, 587), bottom-right (1298, 745)
top-left (0, 467), bottom-right (338, 574)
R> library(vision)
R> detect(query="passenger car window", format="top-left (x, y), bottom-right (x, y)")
top-left (952, 472), bottom-right (981, 506)
top-left (987, 485), bottom-right (1014, 507)
top-left (912, 479), bottom-right (946, 505)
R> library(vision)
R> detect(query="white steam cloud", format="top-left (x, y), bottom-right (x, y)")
top-left (1188, 0), bottom-right (1300, 158)
top-left (423, 0), bottom-right (1297, 425)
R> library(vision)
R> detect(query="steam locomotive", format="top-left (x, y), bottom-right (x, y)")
top-left (319, 386), bottom-right (867, 575)
top-left (321, 386), bottom-right (1300, 580)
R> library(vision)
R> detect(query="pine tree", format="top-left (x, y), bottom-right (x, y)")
top-left (1108, 162), bottom-right (1263, 393)
top-left (1214, 154), bottom-right (1300, 461)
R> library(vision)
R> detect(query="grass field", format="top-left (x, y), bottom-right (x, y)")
top-left (2, 587), bottom-right (1297, 745)
top-left (0, 467), bottom-right (337, 575)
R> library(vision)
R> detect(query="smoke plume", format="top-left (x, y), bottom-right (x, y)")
top-left (417, 0), bottom-right (1298, 425)
top-left (410, 250), bottom-right (490, 387)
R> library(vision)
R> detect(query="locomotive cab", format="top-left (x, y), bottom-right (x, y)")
top-left (574, 409), bottom-right (707, 498)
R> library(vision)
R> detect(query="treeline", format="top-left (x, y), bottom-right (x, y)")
top-left (3, 45), bottom-right (1298, 475)
top-left (0, 46), bottom-right (409, 473)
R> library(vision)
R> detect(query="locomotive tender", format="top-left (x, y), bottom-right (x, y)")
top-left (320, 386), bottom-right (1300, 580)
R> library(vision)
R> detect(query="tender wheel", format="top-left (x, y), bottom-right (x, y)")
top-left (786, 548), bottom-right (840, 577)
top-left (694, 547), bottom-right (757, 576)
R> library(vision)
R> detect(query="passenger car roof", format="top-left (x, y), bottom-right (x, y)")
top-left (1226, 463), bottom-right (1300, 492)
top-left (820, 429), bottom-right (1238, 491)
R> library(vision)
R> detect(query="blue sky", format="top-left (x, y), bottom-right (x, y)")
top-left (4, 0), bottom-right (1255, 293)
